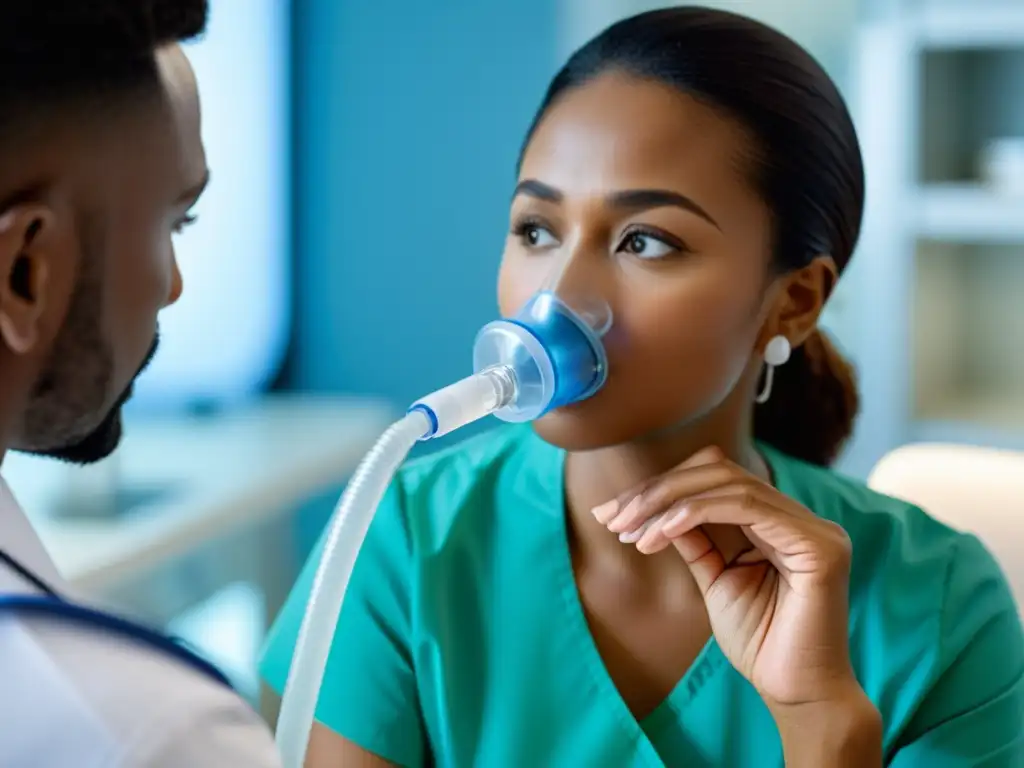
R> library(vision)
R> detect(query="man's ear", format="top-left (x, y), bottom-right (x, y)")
top-left (0, 205), bottom-right (56, 355)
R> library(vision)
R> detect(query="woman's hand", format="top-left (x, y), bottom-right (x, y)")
top-left (591, 446), bottom-right (867, 714)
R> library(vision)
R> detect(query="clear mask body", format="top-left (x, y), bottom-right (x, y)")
top-left (473, 258), bottom-right (613, 422)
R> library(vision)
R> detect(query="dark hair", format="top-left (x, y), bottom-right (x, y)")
top-left (0, 1), bottom-right (209, 134)
top-left (520, 6), bottom-right (863, 466)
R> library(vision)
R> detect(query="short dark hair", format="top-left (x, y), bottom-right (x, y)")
top-left (0, 0), bottom-right (209, 132)
top-left (522, 6), bottom-right (864, 466)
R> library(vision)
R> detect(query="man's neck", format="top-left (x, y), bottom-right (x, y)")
top-left (0, 379), bottom-right (25, 470)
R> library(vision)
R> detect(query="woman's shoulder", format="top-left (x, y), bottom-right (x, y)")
top-left (767, 446), bottom-right (1023, 740)
top-left (768, 447), bottom-right (999, 580)
top-left (399, 423), bottom-right (543, 485)
top-left (390, 424), bottom-right (561, 553)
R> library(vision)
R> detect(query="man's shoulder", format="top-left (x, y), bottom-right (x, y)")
top-left (0, 612), bottom-right (280, 766)
top-left (126, 684), bottom-right (281, 767)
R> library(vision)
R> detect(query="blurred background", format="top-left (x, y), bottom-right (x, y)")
top-left (3, 0), bottom-right (1023, 723)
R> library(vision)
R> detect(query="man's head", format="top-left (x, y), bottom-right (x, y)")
top-left (0, 2), bottom-right (210, 464)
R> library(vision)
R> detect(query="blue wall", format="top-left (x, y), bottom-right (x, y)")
top-left (291, 1), bottom-right (558, 408)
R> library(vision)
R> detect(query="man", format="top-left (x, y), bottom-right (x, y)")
top-left (0, 2), bottom-right (282, 764)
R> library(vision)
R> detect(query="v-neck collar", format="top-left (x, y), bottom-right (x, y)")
top-left (0, 476), bottom-right (66, 594)
top-left (525, 431), bottom-right (799, 765)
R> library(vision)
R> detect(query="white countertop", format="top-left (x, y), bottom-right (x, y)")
top-left (1, 395), bottom-right (396, 593)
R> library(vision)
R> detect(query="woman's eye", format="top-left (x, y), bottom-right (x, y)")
top-left (621, 232), bottom-right (676, 259)
top-left (520, 224), bottom-right (557, 248)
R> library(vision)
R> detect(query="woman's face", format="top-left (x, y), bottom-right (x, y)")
top-left (499, 71), bottom-right (780, 450)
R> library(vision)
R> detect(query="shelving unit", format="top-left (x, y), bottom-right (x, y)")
top-left (914, 185), bottom-right (1024, 242)
top-left (839, 0), bottom-right (1024, 476)
top-left (916, 3), bottom-right (1024, 47)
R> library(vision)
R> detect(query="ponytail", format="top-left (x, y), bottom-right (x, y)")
top-left (753, 328), bottom-right (858, 466)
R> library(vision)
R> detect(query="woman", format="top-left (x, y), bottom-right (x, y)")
top-left (262, 8), bottom-right (1023, 766)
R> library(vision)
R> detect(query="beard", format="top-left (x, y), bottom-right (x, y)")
top-left (36, 336), bottom-right (158, 465)
top-left (42, 396), bottom-right (126, 465)
top-left (16, 257), bottom-right (160, 465)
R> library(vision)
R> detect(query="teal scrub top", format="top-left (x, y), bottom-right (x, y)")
top-left (261, 425), bottom-right (1024, 767)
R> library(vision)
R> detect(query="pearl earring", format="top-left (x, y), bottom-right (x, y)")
top-left (755, 335), bottom-right (791, 404)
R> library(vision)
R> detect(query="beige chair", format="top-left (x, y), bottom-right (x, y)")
top-left (868, 443), bottom-right (1024, 613)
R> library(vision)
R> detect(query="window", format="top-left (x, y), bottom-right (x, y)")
top-left (130, 0), bottom-right (291, 412)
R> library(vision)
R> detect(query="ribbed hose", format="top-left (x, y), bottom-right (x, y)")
top-left (275, 410), bottom-right (430, 768)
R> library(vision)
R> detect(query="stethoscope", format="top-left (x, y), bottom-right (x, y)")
top-left (0, 549), bottom-right (232, 690)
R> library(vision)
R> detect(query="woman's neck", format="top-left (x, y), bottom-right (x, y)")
top-left (562, 405), bottom-right (768, 584)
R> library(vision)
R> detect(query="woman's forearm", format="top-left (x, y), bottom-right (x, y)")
top-left (771, 689), bottom-right (883, 768)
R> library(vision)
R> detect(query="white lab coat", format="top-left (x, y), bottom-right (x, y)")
top-left (0, 477), bottom-right (283, 767)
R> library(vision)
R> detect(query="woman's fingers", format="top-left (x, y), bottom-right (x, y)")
top-left (628, 482), bottom-right (778, 553)
top-left (591, 446), bottom-right (726, 528)
top-left (659, 488), bottom-right (782, 538)
top-left (590, 447), bottom-right (845, 584)
top-left (618, 514), bottom-right (661, 545)
top-left (610, 453), bottom-right (734, 533)
top-left (662, 494), bottom-right (851, 585)
top-left (668, 526), bottom-right (726, 595)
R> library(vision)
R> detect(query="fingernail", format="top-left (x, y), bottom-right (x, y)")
top-left (660, 505), bottom-right (690, 536)
top-left (635, 515), bottom-right (666, 553)
top-left (0, 211), bottom-right (14, 231)
top-left (619, 515), bottom-right (655, 544)
top-left (608, 497), bottom-right (641, 533)
top-left (592, 500), bottom-right (619, 524)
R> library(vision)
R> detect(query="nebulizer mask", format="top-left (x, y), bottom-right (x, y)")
top-left (275, 258), bottom-right (613, 767)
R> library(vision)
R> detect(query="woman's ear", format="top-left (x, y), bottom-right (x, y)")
top-left (768, 254), bottom-right (837, 347)
top-left (0, 206), bottom-right (55, 355)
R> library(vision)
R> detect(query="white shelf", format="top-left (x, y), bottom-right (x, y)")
top-left (918, 392), bottom-right (1024, 422)
top-left (915, 5), bottom-right (1024, 48)
top-left (850, 2), bottom-right (1024, 473)
top-left (913, 184), bottom-right (1024, 242)
top-left (913, 393), bottom-right (1024, 450)
top-left (911, 420), bottom-right (1024, 451)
